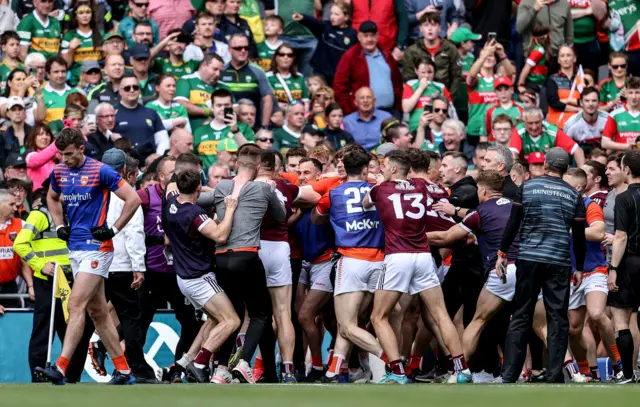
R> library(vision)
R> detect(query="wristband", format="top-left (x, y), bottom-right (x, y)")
top-left (56, 225), bottom-right (65, 231)
top-left (608, 264), bottom-right (618, 271)
top-left (112, 226), bottom-right (119, 235)
top-left (497, 250), bottom-right (508, 259)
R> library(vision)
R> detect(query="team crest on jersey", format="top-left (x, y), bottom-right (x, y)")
top-left (169, 204), bottom-right (178, 214)
top-left (8, 232), bottom-right (17, 242)
top-left (496, 198), bottom-right (510, 205)
top-left (91, 260), bottom-right (99, 269)
top-left (185, 67), bottom-right (192, 73)
top-left (544, 144), bottom-right (550, 150)
top-left (294, 83), bottom-right (300, 89)
top-left (246, 75), bottom-right (252, 82)
top-left (80, 176), bottom-right (88, 186)
top-left (146, 119), bottom-right (153, 127)
top-left (395, 181), bottom-right (415, 191)
top-left (344, 37), bottom-right (350, 45)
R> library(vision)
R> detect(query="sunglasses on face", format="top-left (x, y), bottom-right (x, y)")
top-left (277, 52), bottom-right (294, 58)
top-left (86, 69), bottom-right (101, 75)
top-left (256, 137), bottom-right (274, 143)
top-left (133, 2), bottom-right (149, 7)
top-left (123, 85), bottom-right (141, 92)
top-left (611, 64), bottom-right (627, 70)
top-left (289, 100), bottom-right (304, 106)
top-left (231, 45), bottom-right (250, 51)
top-left (433, 108), bottom-right (446, 113)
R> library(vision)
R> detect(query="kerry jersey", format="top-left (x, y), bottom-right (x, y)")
top-left (50, 157), bottom-right (125, 252)
top-left (61, 29), bottom-right (104, 86)
top-left (17, 12), bottom-right (61, 59)
top-left (265, 71), bottom-right (310, 104)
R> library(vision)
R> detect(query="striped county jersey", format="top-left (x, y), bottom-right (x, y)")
top-left (602, 106), bottom-right (640, 144)
top-left (467, 74), bottom-right (497, 136)
top-left (266, 71), bottom-right (310, 104)
top-left (175, 73), bottom-right (232, 131)
top-left (598, 77), bottom-right (627, 110)
top-left (509, 121), bottom-right (577, 160)
top-left (484, 102), bottom-right (525, 139)
top-left (515, 175), bottom-right (586, 266)
top-left (152, 57), bottom-right (199, 79)
top-left (42, 84), bottom-right (81, 134)
top-left (460, 53), bottom-right (475, 78)
top-left (17, 12), bottom-right (61, 59)
top-left (0, 60), bottom-right (24, 94)
top-left (525, 45), bottom-right (548, 86)
top-left (61, 29), bottom-right (104, 86)
top-left (608, 0), bottom-right (640, 52)
top-left (193, 121), bottom-right (254, 167)
top-left (256, 40), bottom-right (280, 71)
top-left (50, 157), bottom-right (126, 252)
top-left (402, 79), bottom-right (452, 133)
top-left (145, 100), bottom-right (190, 122)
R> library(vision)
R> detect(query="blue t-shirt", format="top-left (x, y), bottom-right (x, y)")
top-left (113, 103), bottom-right (165, 160)
top-left (50, 157), bottom-right (125, 251)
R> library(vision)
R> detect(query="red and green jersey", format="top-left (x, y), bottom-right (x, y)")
top-left (609, 0), bottom-right (640, 51)
top-left (570, 0), bottom-right (597, 44)
top-left (525, 45), bottom-right (548, 86)
top-left (467, 74), bottom-right (497, 137)
top-left (598, 77), bottom-right (628, 110)
top-left (484, 102), bottom-right (525, 139)
top-left (460, 53), bottom-right (475, 78)
top-left (509, 121), bottom-right (577, 160)
top-left (401, 80), bottom-right (452, 133)
top-left (603, 106), bottom-right (640, 145)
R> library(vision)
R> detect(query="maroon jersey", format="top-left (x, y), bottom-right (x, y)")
top-left (588, 190), bottom-right (607, 209)
top-left (260, 178), bottom-right (300, 242)
top-left (413, 178), bottom-right (456, 233)
top-left (369, 179), bottom-right (431, 255)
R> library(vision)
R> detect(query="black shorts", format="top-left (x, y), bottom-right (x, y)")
top-left (607, 255), bottom-right (640, 309)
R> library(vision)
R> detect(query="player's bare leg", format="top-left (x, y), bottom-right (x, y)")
top-left (586, 291), bottom-right (622, 378)
top-left (335, 292), bottom-right (381, 356)
top-left (298, 289), bottom-right (332, 380)
top-left (533, 299), bottom-right (548, 346)
top-left (462, 288), bottom-right (505, 361)
top-left (269, 285), bottom-right (296, 377)
top-left (371, 290), bottom-right (404, 367)
top-left (567, 306), bottom-right (590, 381)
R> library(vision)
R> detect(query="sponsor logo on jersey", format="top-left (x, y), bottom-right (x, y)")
top-left (346, 219), bottom-right (380, 232)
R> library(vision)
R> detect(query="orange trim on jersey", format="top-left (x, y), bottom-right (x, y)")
top-left (312, 248), bottom-right (335, 264)
top-left (572, 266), bottom-right (608, 281)
top-left (97, 189), bottom-right (109, 226)
top-left (586, 201), bottom-right (604, 224)
top-left (279, 172), bottom-right (299, 186)
top-left (215, 247), bottom-right (259, 255)
top-left (338, 247), bottom-right (385, 262)
top-left (309, 177), bottom-right (343, 196)
top-left (443, 253), bottom-right (452, 266)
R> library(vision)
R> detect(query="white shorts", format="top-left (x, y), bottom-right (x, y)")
top-left (177, 272), bottom-right (223, 310)
top-left (484, 264), bottom-right (517, 302)
top-left (298, 261), bottom-right (311, 287)
top-left (259, 240), bottom-right (292, 288)
top-left (69, 251), bottom-right (113, 279)
top-left (309, 260), bottom-right (333, 292)
top-left (377, 253), bottom-right (440, 295)
top-left (436, 263), bottom-right (450, 283)
top-left (334, 256), bottom-right (382, 296)
top-left (569, 272), bottom-right (609, 310)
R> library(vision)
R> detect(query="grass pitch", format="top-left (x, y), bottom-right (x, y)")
top-left (3, 383), bottom-right (640, 407)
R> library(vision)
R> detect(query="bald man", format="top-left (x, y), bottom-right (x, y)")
top-left (342, 87), bottom-right (392, 151)
top-left (146, 128), bottom-right (195, 173)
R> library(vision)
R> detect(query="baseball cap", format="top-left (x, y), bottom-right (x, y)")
top-left (451, 27), bottom-right (481, 44)
top-left (5, 96), bottom-right (24, 110)
top-left (129, 43), bottom-right (150, 59)
top-left (545, 147), bottom-right (570, 171)
top-left (82, 60), bottom-right (101, 74)
top-left (103, 32), bottom-right (124, 41)
top-left (359, 21), bottom-right (378, 34)
top-left (101, 148), bottom-right (127, 172)
top-left (219, 138), bottom-right (239, 153)
top-left (527, 152), bottom-right (545, 165)
top-left (5, 153), bottom-right (26, 168)
top-left (495, 76), bottom-right (513, 89)
top-left (376, 142), bottom-right (399, 158)
top-left (302, 124), bottom-right (323, 137)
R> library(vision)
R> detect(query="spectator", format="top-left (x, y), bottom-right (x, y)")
top-left (607, 0), bottom-right (640, 76)
top-left (484, 76), bottom-right (524, 142)
top-left (151, 30), bottom-right (199, 79)
top-left (323, 103), bottom-right (354, 150)
top-left (132, 20), bottom-right (155, 48)
top-left (215, 137), bottom-right (238, 171)
top-left (87, 103), bottom-right (118, 159)
top-left (146, 127), bottom-right (195, 174)
top-left (218, 0), bottom-right (256, 56)
top-left (299, 124), bottom-right (325, 152)
top-left (182, 0), bottom-right (225, 35)
top-left (61, 3), bottom-right (103, 87)
top-left (569, 0), bottom-right (606, 74)
top-left (1, 69), bottom-right (44, 127)
top-left (466, 40), bottom-right (513, 143)
top-left (307, 86), bottom-right (335, 128)
top-left (146, 75), bottom-right (191, 133)
top-left (379, 119), bottom-right (423, 151)
top-left (491, 113), bottom-right (514, 149)
top-left (237, 98), bottom-right (256, 128)
top-left (342, 87), bottom-right (392, 151)
top-left (175, 53), bottom-right (228, 131)
top-left (464, 0), bottom-right (512, 49)
top-left (516, 0), bottom-right (573, 62)
top-left (273, 101), bottom-right (306, 151)
top-left (118, 0), bottom-right (160, 48)
top-left (148, 0), bottom-right (195, 40)
top-left (599, 51), bottom-right (629, 112)
top-left (2, 97), bottom-right (32, 156)
top-left (17, 0), bottom-right (62, 60)
top-left (184, 12), bottom-right (231, 65)
top-left (350, 0), bottom-right (408, 55)
top-left (113, 73), bottom-right (169, 161)
top-left (101, 32), bottom-right (129, 69)
top-left (42, 56), bottom-right (80, 134)
top-left (402, 12), bottom-right (461, 99)
top-left (193, 88), bottom-right (253, 167)
top-left (333, 21), bottom-right (402, 115)
top-left (266, 44), bottom-right (310, 112)
top-left (602, 77), bottom-right (640, 151)
top-left (406, 0), bottom-right (465, 40)
top-left (24, 124), bottom-right (56, 190)
top-left (517, 21), bottom-right (552, 93)
top-left (546, 45), bottom-right (580, 128)
top-left (88, 53), bottom-right (125, 112)
top-left (402, 57), bottom-right (453, 134)
top-left (0, 31), bottom-right (24, 94)
top-left (256, 15), bottom-right (284, 72)
top-left (306, 74), bottom-right (327, 96)
top-left (4, 152), bottom-right (26, 180)
top-left (420, 94), bottom-right (450, 149)
top-left (208, 163), bottom-right (230, 187)
top-left (129, 43), bottom-right (156, 104)
top-left (78, 61), bottom-right (103, 95)
top-left (438, 118), bottom-right (475, 161)
top-left (0, 189), bottom-right (28, 309)
top-left (292, 2), bottom-right (358, 86)
top-left (24, 52), bottom-right (45, 85)
top-left (451, 27), bottom-right (480, 79)
top-left (254, 128), bottom-right (275, 150)
top-left (510, 107), bottom-right (585, 165)
top-left (0, 0), bottom-right (19, 35)
top-left (563, 86), bottom-right (608, 154)
top-left (220, 33), bottom-right (273, 128)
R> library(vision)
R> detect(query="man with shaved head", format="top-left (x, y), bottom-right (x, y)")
top-left (146, 128), bottom-right (195, 174)
top-left (343, 87), bottom-right (393, 152)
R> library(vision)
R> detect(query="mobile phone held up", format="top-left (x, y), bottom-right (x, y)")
top-left (224, 107), bottom-right (234, 121)
top-left (488, 32), bottom-right (497, 42)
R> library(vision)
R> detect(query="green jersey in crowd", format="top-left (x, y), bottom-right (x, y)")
top-left (42, 84), bottom-right (80, 134)
top-left (401, 79), bottom-right (451, 133)
top-left (152, 57), bottom-right (200, 79)
top-left (273, 125), bottom-right (302, 151)
top-left (61, 29), bottom-right (104, 86)
top-left (193, 121), bottom-right (254, 167)
top-left (256, 40), bottom-right (281, 72)
top-left (146, 100), bottom-right (192, 133)
top-left (467, 74), bottom-right (497, 137)
top-left (0, 60), bottom-right (24, 94)
top-left (265, 71), bottom-right (310, 105)
top-left (17, 12), bottom-right (61, 59)
top-left (175, 72), bottom-right (232, 131)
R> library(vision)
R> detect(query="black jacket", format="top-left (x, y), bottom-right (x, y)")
top-left (503, 175), bottom-right (519, 201)
top-left (324, 127), bottom-right (355, 150)
top-left (87, 130), bottom-right (115, 160)
top-left (448, 175), bottom-right (482, 273)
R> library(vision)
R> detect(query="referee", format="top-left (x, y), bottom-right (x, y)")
top-left (497, 147), bottom-right (587, 383)
top-left (608, 150), bottom-right (640, 384)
